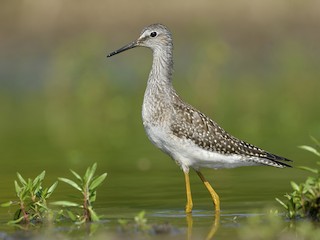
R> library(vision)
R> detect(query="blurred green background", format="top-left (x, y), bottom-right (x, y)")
top-left (0, 0), bottom-right (320, 214)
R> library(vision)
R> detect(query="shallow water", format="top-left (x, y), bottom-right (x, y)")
top-left (0, 162), bottom-right (306, 239)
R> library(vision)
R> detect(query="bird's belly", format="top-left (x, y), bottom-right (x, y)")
top-left (143, 124), bottom-right (173, 155)
top-left (143, 124), bottom-right (259, 171)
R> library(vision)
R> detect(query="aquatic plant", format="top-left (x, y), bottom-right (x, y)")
top-left (52, 163), bottom-right (107, 223)
top-left (1, 163), bottom-right (107, 225)
top-left (238, 210), bottom-right (320, 240)
top-left (276, 137), bottom-right (320, 221)
top-left (1, 171), bottom-right (58, 224)
top-left (118, 211), bottom-right (150, 233)
top-left (118, 210), bottom-right (174, 236)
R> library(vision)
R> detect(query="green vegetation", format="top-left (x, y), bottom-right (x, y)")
top-left (52, 163), bottom-right (107, 223)
top-left (237, 210), bottom-right (320, 240)
top-left (1, 171), bottom-right (58, 224)
top-left (276, 137), bottom-right (320, 221)
top-left (118, 211), bottom-right (173, 236)
top-left (1, 163), bottom-right (106, 225)
top-left (118, 211), bottom-right (150, 233)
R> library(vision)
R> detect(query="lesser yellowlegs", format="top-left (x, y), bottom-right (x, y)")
top-left (107, 23), bottom-right (292, 213)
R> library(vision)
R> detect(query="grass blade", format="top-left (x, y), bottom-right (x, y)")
top-left (90, 173), bottom-right (107, 190)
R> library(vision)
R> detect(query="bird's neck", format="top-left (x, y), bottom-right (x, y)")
top-left (148, 47), bottom-right (173, 88)
top-left (142, 46), bottom-right (176, 123)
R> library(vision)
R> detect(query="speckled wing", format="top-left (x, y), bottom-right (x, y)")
top-left (170, 102), bottom-right (292, 168)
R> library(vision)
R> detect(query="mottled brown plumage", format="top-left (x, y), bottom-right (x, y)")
top-left (170, 96), bottom-right (291, 168)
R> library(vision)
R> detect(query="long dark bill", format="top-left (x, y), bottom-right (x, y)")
top-left (107, 41), bottom-right (137, 58)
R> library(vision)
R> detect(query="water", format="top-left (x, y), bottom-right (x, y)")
top-left (0, 159), bottom-right (305, 239)
top-left (0, 81), bottom-right (311, 238)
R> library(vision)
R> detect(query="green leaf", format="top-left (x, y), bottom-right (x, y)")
top-left (89, 191), bottom-right (97, 203)
top-left (8, 216), bottom-right (25, 225)
top-left (310, 136), bottom-right (320, 147)
top-left (1, 201), bottom-right (13, 207)
top-left (27, 179), bottom-right (33, 191)
top-left (299, 145), bottom-right (320, 157)
top-left (84, 163), bottom-right (97, 183)
top-left (33, 171), bottom-right (46, 185)
top-left (36, 202), bottom-right (49, 210)
top-left (34, 185), bottom-right (43, 197)
top-left (76, 218), bottom-right (86, 225)
top-left (66, 210), bottom-right (77, 221)
top-left (46, 181), bottom-right (58, 198)
top-left (276, 198), bottom-right (287, 209)
top-left (51, 201), bottom-right (80, 207)
top-left (41, 187), bottom-right (48, 198)
top-left (84, 166), bottom-right (91, 182)
top-left (306, 188), bottom-right (316, 197)
top-left (290, 181), bottom-right (300, 192)
top-left (58, 177), bottom-right (82, 192)
top-left (88, 206), bottom-right (100, 222)
top-left (13, 209), bottom-right (22, 221)
top-left (70, 170), bottom-right (82, 182)
top-left (89, 173), bottom-right (107, 190)
top-left (135, 211), bottom-right (146, 222)
top-left (297, 166), bottom-right (318, 174)
top-left (118, 219), bottom-right (128, 226)
top-left (14, 181), bottom-right (21, 195)
top-left (16, 173), bottom-right (27, 185)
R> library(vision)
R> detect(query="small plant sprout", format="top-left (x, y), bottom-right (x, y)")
top-left (276, 137), bottom-right (320, 221)
top-left (118, 211), bottom-right (151, 233)
top-left (134, 211), bottom-right (149, 232)
top-left (51, 163), bottom-right (107, 223)
top-left (1, 171), bottom-right (58, 224)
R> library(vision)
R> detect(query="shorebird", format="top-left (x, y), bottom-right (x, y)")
top-left (107, 23), bottom-right (292, 213)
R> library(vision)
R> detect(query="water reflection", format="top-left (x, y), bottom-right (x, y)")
top-left (186, 211), bottom-right (220, 240)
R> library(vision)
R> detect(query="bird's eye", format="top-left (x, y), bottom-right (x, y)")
top-left (150, 32), bottom-right (157, 37)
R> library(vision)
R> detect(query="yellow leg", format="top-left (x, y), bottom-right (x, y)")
top-left (206, 210), bottom-right (220, 240)
top-left (186, 212), bottom-right (193, 240)
top-left (186, 210), bottom-right (220, 240)
top-left (184, 171), bottom-right (193, 213)
top-left (196, 171), bottom-right (220, 212)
